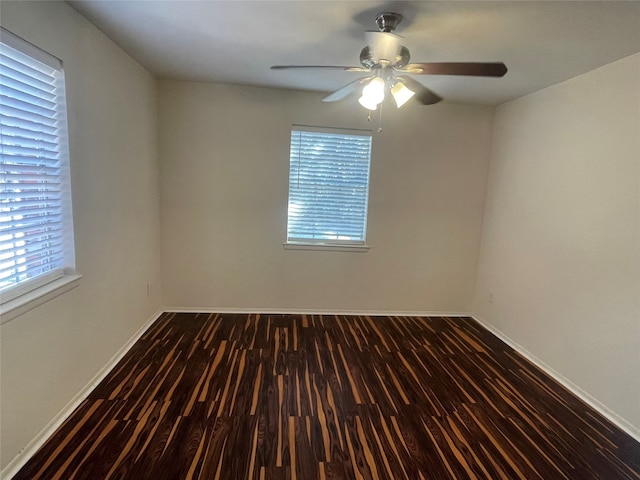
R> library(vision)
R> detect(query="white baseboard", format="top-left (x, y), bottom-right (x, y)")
top-left (472, 314), bottom-right (640, 443)
top-left (164, 306), bottom-right (473, 317)
top-left (1, 309), bottom-right (164, 480)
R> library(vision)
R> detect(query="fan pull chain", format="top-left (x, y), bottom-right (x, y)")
top-left (366, 106), bottom-right (383, 133)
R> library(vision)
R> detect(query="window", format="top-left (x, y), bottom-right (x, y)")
top-left (286, 126), bottom-right (372, 249)
top-left (0, 28), bottom-right (76, 313)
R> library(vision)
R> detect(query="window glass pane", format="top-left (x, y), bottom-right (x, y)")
top-left (287, 127), bottom-right (372, 244)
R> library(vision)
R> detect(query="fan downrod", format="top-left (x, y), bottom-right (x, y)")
top-left (375, 12), bottom-right (403, 32)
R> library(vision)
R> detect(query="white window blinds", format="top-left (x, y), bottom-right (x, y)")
top-left (287, 127), bottom-right (372, 244)
top-left (0, 29), bottom-right (75, 302)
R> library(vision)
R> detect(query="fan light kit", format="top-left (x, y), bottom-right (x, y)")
top-left (272, 12), bottom-right (507, 111)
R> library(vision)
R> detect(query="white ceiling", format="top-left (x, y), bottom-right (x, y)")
top-left (68, 1), bottom-right (640, 105)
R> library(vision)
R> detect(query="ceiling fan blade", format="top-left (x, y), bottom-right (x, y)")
top-left (397, 76), bottom-right (443, 105)
top-left (322, 76), bottom-right (374, 102)
top-left (398, 62), bottom-right (507, 77)
top-left (271, 65), bottom-right (369, 72)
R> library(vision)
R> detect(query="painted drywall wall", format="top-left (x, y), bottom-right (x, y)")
top-left (474, 53), bottom-right (640, 431)
top-left (159, 80), bottom-right (494, 313)
top-left (0, 1), bottom-right (162, 469)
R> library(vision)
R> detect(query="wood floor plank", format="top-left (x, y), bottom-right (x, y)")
top-left (12, 313), bottom-right (640, 480)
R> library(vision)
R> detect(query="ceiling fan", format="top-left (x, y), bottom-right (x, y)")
top-left (271, 12), bottom-right (507, 110)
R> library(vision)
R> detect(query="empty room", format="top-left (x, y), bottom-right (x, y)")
top-left (1, 1), bottom-right (639, 479)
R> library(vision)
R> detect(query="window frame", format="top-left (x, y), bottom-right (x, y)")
top-left (284, 125), bottom-right (373, 252)
top-left (0, 28), bottom-right (80, 323)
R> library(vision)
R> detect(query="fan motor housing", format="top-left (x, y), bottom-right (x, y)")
top-left (360, 45), bottom-right (410, 69)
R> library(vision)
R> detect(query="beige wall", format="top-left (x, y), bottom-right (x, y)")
top-left (159, 80), bottom-right (494, 313)
top-left (0, 1), bottom-right (162, 469)
top-left (474, 53), bottom-right (640, 431)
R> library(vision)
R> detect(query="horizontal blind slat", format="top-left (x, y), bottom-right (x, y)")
top-left (0, 252), bottom-right (64, 281)
top-left (0, 74), bottom-right (57, 102)
top-left (1, 143), bottom-right (60, 158)
top-left (0, 36), bottom-right (60, 72)
top-left (0, 113), bottom-right (58, 135)
top-left (0, 105), bottom-right (58, 128)
top-left (1, 132), bottom-right (59, 151)
top-left (1, 171), bottom-right (62, 182)
top-left (0, 164), bottom-right (60, 175)
top-left (0, 94), bottom-right (58, 119)
top-left (3, 180), bottom-right (62, 189)
top-left (1, 153), bottom-right (61, 167)
top-left (0, 221), bottom-right (63, 237)
top-left (0, 234), bottom-right (64, 257)
top-left (1, 191), bottom-right (62, 203)
top-left (0, 47), bottom-right (58, 76)
top-left (0, 60), bottom-right (56, 91)
top-left (0, 206), bottom-right (62, 219)
top-left (0, 123), bottom-right (58, 143)
top-left (0, 85), bottom-right (57, 110)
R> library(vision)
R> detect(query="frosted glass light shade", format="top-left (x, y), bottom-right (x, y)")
top-left (391, 81), bottom-right (415, 108)
top-left (358, 96), bottom-right (379, 110)
top-left (358, 77), bottom-right (385, 110)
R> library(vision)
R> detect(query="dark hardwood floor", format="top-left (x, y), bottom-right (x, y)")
top-left (13, 313), bottom-right (640, 479)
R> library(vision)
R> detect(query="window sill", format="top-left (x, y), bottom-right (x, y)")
top-left (283, 242), bottom-right (370, 253)
top-left (0, 273), bottom-right (82, 325)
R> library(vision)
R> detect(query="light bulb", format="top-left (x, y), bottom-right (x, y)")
top-left (358, 95), bottom-right (379, 110)
top-left (391, 81), bottom-right (415, 108)
top-left (358, 77), bottom-right (385, 110)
